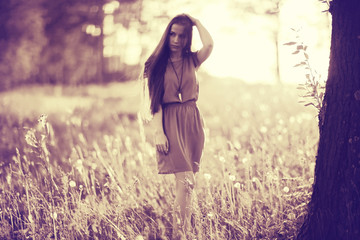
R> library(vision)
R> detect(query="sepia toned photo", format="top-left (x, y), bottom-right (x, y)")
top-left (0, 0), bottom-right (359, 239)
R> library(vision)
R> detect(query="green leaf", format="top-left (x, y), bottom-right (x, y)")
top-left (304, 103), bottom-right (315, 107)
top-left (294, 62), bottom-right (307, 67)
top-left (283, 42), bottom-right (297, 46)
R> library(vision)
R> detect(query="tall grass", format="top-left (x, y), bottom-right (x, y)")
top-left (0, 80), bottom-right (318, 239)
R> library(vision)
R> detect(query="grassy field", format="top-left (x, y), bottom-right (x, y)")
top-left (0, 77), bottom-right (319, 239)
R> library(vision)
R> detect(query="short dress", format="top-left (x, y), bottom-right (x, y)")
top-left (157, 52), bottom-right (205, 174)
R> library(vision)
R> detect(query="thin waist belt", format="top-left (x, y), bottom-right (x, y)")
top-left (162, 99), bottom-right (196, 109)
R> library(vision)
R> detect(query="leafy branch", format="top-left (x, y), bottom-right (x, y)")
top-left (284, 29), bottom-right (326, 116)
top-left (319, 0), bottom-right (331, 7)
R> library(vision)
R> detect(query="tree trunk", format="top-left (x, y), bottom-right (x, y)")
top-left (98, 0), bottom-right (105, 83)
top-left (297, 0), bottom-right (360, 239)
top-left (275, 30), bottom-right (281, 85)
top-left (274, 1), bottom-right (281, 85)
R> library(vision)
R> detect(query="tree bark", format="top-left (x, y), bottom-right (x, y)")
top-left (297, 0), bottom-right (360, 239)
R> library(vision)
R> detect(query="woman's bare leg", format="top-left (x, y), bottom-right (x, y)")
top-left (173, 171), bottom-right (195, 238)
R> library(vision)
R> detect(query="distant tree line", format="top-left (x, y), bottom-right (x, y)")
top-left (0, 0), bottom-right (139, 91)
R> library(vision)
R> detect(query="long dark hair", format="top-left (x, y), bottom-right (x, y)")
top-left (144, 14), bottom-right (194, 115)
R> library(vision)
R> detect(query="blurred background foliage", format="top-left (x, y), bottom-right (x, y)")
top-left (0, 0), bottom-right (330, 91)
top-left (0, 0), bottom-right (137, 90)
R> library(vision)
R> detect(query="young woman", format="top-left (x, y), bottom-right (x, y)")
top-left (141, 13), bottom-right (213, 238)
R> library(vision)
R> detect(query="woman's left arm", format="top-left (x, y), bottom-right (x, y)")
top-left (187, 15), bottom-right (214, 65)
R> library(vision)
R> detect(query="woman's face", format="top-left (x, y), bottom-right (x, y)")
top-left (169, 24), bottom-right (187, 55)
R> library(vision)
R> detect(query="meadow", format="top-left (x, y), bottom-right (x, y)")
top-left (0, 76), bottom-right (319, 239)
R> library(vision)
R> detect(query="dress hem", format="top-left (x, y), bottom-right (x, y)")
top-left (158, 169), bottom-right (199, 175)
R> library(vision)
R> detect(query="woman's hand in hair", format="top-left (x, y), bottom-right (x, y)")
top-left (184, 14), bottom-right (198, 26)
top-left (155, 131), bottom-right (169, 155)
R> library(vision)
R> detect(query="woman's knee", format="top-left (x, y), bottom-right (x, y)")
top-left (175, 171), bottom-right (195, 191)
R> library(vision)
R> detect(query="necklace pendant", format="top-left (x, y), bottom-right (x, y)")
top-left (178, 92), bottom-right (182, 102)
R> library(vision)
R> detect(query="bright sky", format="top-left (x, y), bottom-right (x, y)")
top-left (102, 0), bottom-right (331, 84)
top-left (195, 0), bottom-right (331, 84)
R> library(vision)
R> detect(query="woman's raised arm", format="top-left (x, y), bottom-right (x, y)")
top-left (186, 14), bottom-right (214, 65)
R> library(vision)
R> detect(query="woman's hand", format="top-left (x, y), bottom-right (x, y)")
top-left (185, 14), bottom-right (198, 26)
top-left (155, 131), bottom-right (169, 155)
top-left (151, 106), bottom-right (168, 155)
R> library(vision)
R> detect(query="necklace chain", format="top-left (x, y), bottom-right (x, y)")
top-left (169, 58), bottom-right (184, 93)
